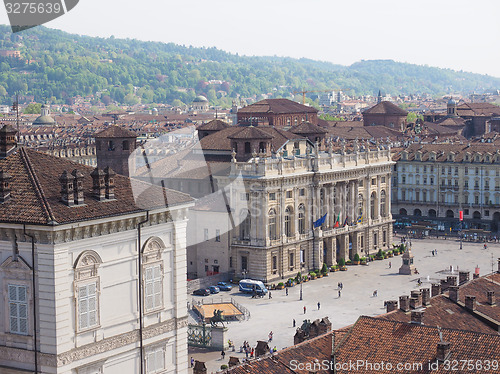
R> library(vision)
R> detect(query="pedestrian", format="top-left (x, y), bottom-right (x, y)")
top-left (304, 306), bottom-right (306, 314)
top-left (338, 289), bottom-right (341, 298)
top-left (337, 282), bottom-right (340, 289)
top-left (435, 249), bottom-right (438, 255)
top-left (269, 331), bottom-right (273, 342)
top-left (191, 357), bottom-right (194, 367)
top-left (293, 319), bottom-right (296, 327)
top-left (251, 348), bottom-right (254, 358)
top-left (286, 288), bottom-right (288, 296)
top-left (221, 350), bottom-right (225, 360)
top-left (373, 290), bottom-right (377, 297)
top-left (317, 301), bottom-right (321, 310)
top-left (269, 291), bottom-right (272, 299)
top-left (432, 250), bottom-right (434, 256)
top-left (389, 261), bottom-right (391, 269)
top-left (273, 346), bottom-right (277, 353)
top-left (340, 282), bottom-right (343, 290)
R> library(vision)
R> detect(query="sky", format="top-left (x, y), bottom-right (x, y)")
top-left (1, 0), bottom-right (500, 77)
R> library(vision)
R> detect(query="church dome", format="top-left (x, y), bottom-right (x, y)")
top-left (448, 98), bottom-right (457, 106)
top-left (193, 95), bottom-right (209, 103)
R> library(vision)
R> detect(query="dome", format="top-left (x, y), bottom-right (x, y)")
top-left (193, 95), bottom-right (209, 103)
top-left (448, 98), bottom-right (457, 106)
top-left (33, 115), bottom-right (55, 125)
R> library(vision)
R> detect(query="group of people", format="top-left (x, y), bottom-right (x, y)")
top-left (240, 341), bottom-right (254, 359)
top-left (431, 249), bottom-right (438, 256)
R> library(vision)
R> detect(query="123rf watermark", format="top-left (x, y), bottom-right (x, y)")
top-left (4, 0), bottom-right (79, 32)
top-left (289, 359), bottom-right (499, 372)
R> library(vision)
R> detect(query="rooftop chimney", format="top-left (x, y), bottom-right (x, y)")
top-left (447, 276), bottom-right (457, 287)
top-left (431, 283), bottom-right (441, 297)
top-left (436, 342), bottom-right (451, 362)
top-left (458, 271), bottom-right (469, 285)
top-left (91, 167), bottom-right (106, 201)
top-left (228, 357), bottom-right (240, 368)
top-left (440, 279), bottom-right (449, 292)
top-left (104, 166), bottom-right (116, 199)
top-left (59, 171), bottom-right (74, 206)
top-left (386, 300), bottom-right (398, 313)
top-left (421, 288), bottom-right (431, 306)
top-left (193, 361), bottom-right (207, 374)
top-left (399, 295), bottom-right (410, 312)
top-left (410, 310), bottom-right (424, 325)
top-left (487, 291), bottom-right (495, 305)
top-left (71, 169), bottom-right (84, 205)
top-left (0, 124), bottom-right (17, 159)
top-left (448, 286), bottom-right (459, 303)
top-left (465, 295), bottom-right (476, 311)
top-left (0, 170), bottom-right (12, 203)
top-left (411, 290), bottom-right (423, 308)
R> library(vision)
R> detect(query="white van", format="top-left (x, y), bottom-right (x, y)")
top-left (239, 279), bottom-right (268, 295)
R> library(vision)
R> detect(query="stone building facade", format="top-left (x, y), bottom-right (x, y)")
top-left (222, 143), bottom-right (394, 282)
top-left (0, 125), bottom-right (193, 374)
top-left (392, 142), bottom-right (500, 232)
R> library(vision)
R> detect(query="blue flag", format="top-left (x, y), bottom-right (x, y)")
top-left (314, 213), bottom-right (327, 228)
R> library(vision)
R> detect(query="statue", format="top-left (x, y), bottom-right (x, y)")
top-left (210, 309), bottom-right (225, 327)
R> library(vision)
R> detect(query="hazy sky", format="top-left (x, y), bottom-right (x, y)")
top-left (2, 0), bottom-right (499, 77)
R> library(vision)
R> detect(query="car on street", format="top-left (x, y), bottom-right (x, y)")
top-left (208, 286), bottom-right (220, 294)
top-left (217, 282), bottom-right (232, 291)
top-left (193, 288), bottom-right (210, 296)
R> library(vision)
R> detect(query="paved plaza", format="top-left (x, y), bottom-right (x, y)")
top-left (188, 238), bottom-right (499, 373)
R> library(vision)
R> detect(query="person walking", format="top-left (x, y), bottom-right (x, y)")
top-left (373, 290), bottom-right (378, 297)
top-left (303, 306), bottom-right (306, 314)
top-left (269, 291), bottom-right (272, 299)
top-left (317, 302), bottom-right (321, 310)
top-left (293, 319), bottom-right (296, 327)
top-left (338, 289), bottom-right (341, 298)
top-left (191, 357), bottom-right (194, 368)
top-left (389, 261), bottom-right (391, 269)
top-left (268, 331), bottom-right (273, 342)
top-left (221, 350), bottom-right (226, 360)
top-left (286, 288), bottom-right (288, 296)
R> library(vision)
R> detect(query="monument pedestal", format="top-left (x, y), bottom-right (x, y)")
top-left (399, 247), bottom-right (415, 275)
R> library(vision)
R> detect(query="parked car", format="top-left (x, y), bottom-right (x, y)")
top-left (193, 288), bottom-right (210, 296)
top-left (208, 286), bottom-right (220, 294)
top-left (217, 282), bottom-right (232, 291)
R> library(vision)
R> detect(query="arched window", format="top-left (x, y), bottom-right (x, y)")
top-left (268, 209), bottom-right (278, 240)
top-left (380, 190), bottom-right (386, 217)
top-left (370, 192), bottom-right (377, 220)
top-left (285, 206), bottom-right (293, 237)
top-left (298, 204), bottom-right (305, 234)
top-left (141, 237), bottom-right (167, 313)
top-left (244, 142), bottom-right (251, 153)
top-left (259, 142), bottom-right (266, 153)
top-left (240, 209), bottom-right (251, 240)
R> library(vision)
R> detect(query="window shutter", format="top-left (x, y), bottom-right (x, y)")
top-left (8, 285), bottom-right (28, 334)
top-left (155, 349), bottom-right (165, 371)
top-left (153, 265), bottom-right (162, 308)
top-left (145, 267), bottom-right (154, 310)
top-left (79, 283), bottom-right (98, 330)
top-left (88, 284), bottom-right (97, 327)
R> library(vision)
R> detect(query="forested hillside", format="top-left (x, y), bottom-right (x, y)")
top-left (0, 25), bottom-right (498, 106)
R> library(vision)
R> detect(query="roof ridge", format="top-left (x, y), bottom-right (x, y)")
top-left (20, 147), bottom-right (57, 225)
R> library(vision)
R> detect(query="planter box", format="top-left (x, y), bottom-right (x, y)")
top-left (322, 272), bottom-right (329, 277)
top-left (340, 266), bottom-right (347, 271)
top-left (331, 267), bottom-right (339, 272)
top-left (317, 274), bottom-right (323, 278)
top-left (360, 261), bottom-right (367, 265)
top-left (352, 261), bottom-right (360, 265)
top-left (388, 253), bottom-right (393, 258)
top-left (375, 257), bottom-right (383, 260)
top-left (276, 284), bottom-right (285, 290)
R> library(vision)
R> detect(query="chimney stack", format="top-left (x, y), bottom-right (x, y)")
top-left (440, 279), bottom-right (449, 292)
top-left (465, 295), bottom-right (476, 311)
top-left (59, 171), bottom-right (75, 206)
top-left (386, 300), bottom-right (398, 313)
top-left (487, 291), bottom-right (495, 305)
top-left (436, 342), bottom-right (451, 362)
top-left (431, 283), bottom-right (441, 297)
top-left (448, 286), bottom-right (459, 303)
top-left (104, 166), bottom-right (116, 199)
top-left (447, 276), bottom-right (457, 287)
top-left (458, 271), bottom-right (469, 285)
top-left (193, 361), bottom-right (207, 374)
top-left (71, 169), bottom-right (84, 205)
top-left (228, 357), bottom-right (240, 368)
top-left (399, 295), bottom-right (410, 312)
top-left (0, 170), bottom-right (12, 203)
top-left (0, 124), bottom-right (17, 159)
top-left (410, 290), bottom-right (423, 308)
top-left (421, 288), bottom-right (431, 306)
top-left (91, 167), bottom-right (106, 201)
top-left (410, 310), bottom-right (424, 325)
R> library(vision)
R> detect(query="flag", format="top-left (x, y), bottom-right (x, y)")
top-left (313, 213), bottom-right (327, 228)
top-left (357, 215), bottom-right (363, 224)
top-left (343, 216), bottom-right (349, 227)
top-left (333, 220), bottom-right (340, 228)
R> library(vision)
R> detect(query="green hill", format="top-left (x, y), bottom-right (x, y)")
top-left (0, 25), bottom-right (498, 106)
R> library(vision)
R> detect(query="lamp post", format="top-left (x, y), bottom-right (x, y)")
top-left (299, 280), bottom-right (303, 301)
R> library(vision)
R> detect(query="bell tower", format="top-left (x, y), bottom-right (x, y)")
top-left (94, 126), bottom-right (137, 177)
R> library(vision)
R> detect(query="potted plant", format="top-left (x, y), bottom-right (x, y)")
top-left (321, 263), bottom-right (329, 276)
top-left (338, 258), bottom-right (347, 271)
top-left (360, 256), bottom-right (367, 265)
top-left (286, 278), bottom-right (295, 287)
top-left (387, 250), bottom-right (393, 258)
top-left (303, 275), bottom-right (309, 282)
top-left (330, 264), bottom-right (339, 272)
top-left (353, 253), bottom-right (360, 265)
top-left (309, 271), bottom-right (317, 280)
top-left (295, 272), bottom-right (302, 284)
top-left (277, 282), bottom-right (285, 290)
top-left (376, 249), bottom-right (384, 260)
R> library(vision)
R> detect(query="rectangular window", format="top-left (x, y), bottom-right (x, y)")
top-left (381, 177), bottom-right (386, 183)
top-left (464, 209), bottom-right (469, 215)
top-left (300, 249), bottom-right (305, 264)
top-left (229, 257), bottom-right (233, 268)
top-left (286, 190), bottom-right (292, 199)
top-left (485, 210), bottom-right (490, 217)
top-left (360, 235), bottom-right (364, 249)
top-left (146, 346), bottom-right (165, 374)
top-left (145, 264), bottom-right (162, 312)
top-left (371, 178), bottom-right (376, 185)
top-left (454, 167), bottom-right (458, 176)
top-left (8, 284), bottom-right (28, 335)
top-left (402, 176), bottom-right (406, 184)
top-left (241, 256), bottom-right (248, 271)
top-left (299, 188), bottom-right (305, 196)
top-left (204, 229), bottom-right (209, 241)
top-left (289, 253), bottom-right (294, 267)
top-left (240, 193), bottom-right (249, 201)
top-left (78, 283), bottom-right (98, 331)
top-left (430, 177), bottom-right (434, 185)
top-left (465, 167), bottom-right (468, 175)
top-left (383, 231), bottom-right (387, 244)
top-left (269, 193), bottom-right (276, 200)
top-left (272, 256), bottom-right (277, 271)
top-left (423, 177), bottom-right (427, 185)
top-left (215, 229), bottom-right (221, 242)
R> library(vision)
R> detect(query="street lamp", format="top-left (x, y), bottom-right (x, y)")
top-left (299, 280), bottom-right (303, 301)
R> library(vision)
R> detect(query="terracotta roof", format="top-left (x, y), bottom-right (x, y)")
top-left (197, 119), bottom-right (230, 131)
top-left (363, 101), bottom-right (408, 116)
top-left (393, 142), bottom-right (500, 162)
top-left (333, 316), bottom-right (500, 373)
top-left (290, 121), bottom-right (328, 135)
top-left (0, 147), bottom-right (192, 225)
top-left (238, 99), bottom-right (318, 115)
top-left (228, 126), bottom-right (273, 140)
top-left (457, 103), bottom-right (500, 117)
top-left (457, 276), bottom-right (500, 323)
top-left (94, 126), bottom-right (137, 138)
